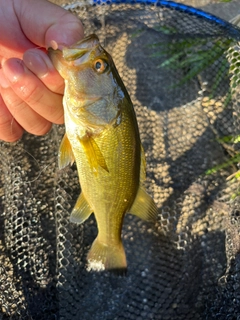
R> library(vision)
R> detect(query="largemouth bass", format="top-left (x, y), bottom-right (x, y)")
top-left (48, 34), bottom-right (157, 274)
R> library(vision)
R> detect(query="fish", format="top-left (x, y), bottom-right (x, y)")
top-left (48, 34), bottom-right (158, 274)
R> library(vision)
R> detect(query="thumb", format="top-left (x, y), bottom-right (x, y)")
top-left (44, 14), bottom-right (84, 49)
top-left (15, 0), bottom-right (84, 49)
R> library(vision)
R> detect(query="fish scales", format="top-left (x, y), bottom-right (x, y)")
top-left (48, 34), bottom-right (158, 274)
top-left (73, 100), bottom-right (140, 242)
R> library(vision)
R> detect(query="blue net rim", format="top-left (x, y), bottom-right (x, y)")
top-left (92, 0), bottom-right (240, 36)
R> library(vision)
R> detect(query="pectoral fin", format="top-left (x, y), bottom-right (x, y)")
top-left (58, 133), bottom-right (75, 169)
top-left (80, 135), bottom-right (109, 174)
top-left (129, 187), bottom-right (158, 222)
top-left (70, 192), bottom-right (93, 224)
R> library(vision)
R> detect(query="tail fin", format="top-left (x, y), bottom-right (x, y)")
top-left (87, 237), bottom-right (127, 275)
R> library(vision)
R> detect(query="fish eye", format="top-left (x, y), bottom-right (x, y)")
top-left (94, 59), bottom-right (108, 73)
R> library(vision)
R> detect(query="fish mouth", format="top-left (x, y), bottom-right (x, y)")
top-left (48, 47), bottom-right (64, 72)
top-left (48, 34), bottom-right (101, 62)
top-left (62, 34), bottom-right (101, 62)
top-left (48, 34), bottom-right (110, 80)
top-left (68, 34), bottom-right (100, 50)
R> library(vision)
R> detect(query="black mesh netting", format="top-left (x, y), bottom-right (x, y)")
top-left (1, 1), bottom-right (240, 319)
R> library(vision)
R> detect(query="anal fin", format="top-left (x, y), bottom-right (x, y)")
top-left (70, 192), bottom-right (93, 224)
top-left (129, 187), bottom-right (158, 222)
top-left (58, 133), bottom-right (75, 169)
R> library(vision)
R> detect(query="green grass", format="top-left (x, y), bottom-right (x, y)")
top-left (146, 26), bottom-right (240, 189)
top-left (148, 36), bottom-right (233, 95)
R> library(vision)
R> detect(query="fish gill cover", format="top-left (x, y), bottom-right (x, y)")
top-left (0, 0), bottom-right (240, 319)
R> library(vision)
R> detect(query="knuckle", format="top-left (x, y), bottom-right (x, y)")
top-left (27, 121), bottom-right (52, 136)
top-left (1, 133), bottom-right (22, 143)
top-left (19, 83), bottom-right (44, 105)
top-left (52, 111), bottom-right (64, 125)
top-left (1, 88), bottom-right (27, 114)
top-left (0, 120), bottom-right (23, 142)
top-left (0, 96), bottom-right (22, 142)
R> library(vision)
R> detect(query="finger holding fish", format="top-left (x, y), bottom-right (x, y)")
top-left (0, 55), bottom-right (65, 141)
top-left (0, 93), bottom-right (23, 142)
top-left (0, 56), bottom-right (64, 135)
top-left (0, 82), bottom-right (52, 138)
top-left (23, 48), bottom-right (65, 95)
top-left (0, 0), bottom-right (84, 143)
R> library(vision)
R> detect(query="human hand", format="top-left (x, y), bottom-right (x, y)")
top-left (0, 0), bottom-right (83, 142)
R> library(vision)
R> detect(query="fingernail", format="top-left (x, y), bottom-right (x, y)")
top-left (2, 59), bottom-right (25, 84)
top-left (0, 69), bottom-right (10, 88)
top-left (23, 50), bottom-right (50, 78)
